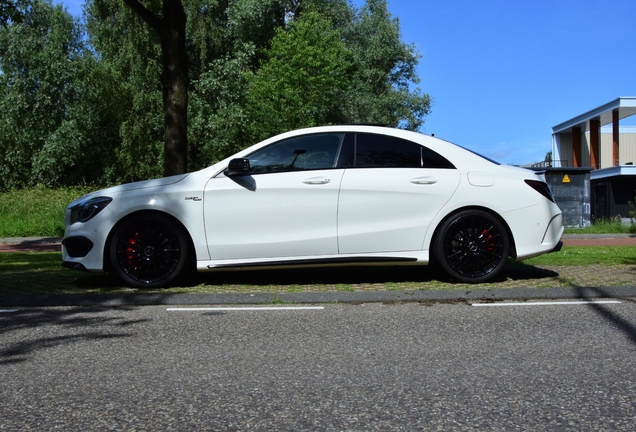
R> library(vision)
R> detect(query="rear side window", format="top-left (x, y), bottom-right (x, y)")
top-left (356, 133), bottom-right (421, 167)
top-left (337, 133), bottom-right (454, 169)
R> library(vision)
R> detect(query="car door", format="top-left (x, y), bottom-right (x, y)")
top-left (337, 133), bottom-right (461, 254)
top-left (204, 133), bottom-right (345, 260)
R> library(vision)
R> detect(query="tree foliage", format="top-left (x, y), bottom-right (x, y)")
top-left (245, 11), bottom-right (355, 143)
top-left (1, 0), bottom-right (20, 25)
top-left (0, 0), bottom-right (432, 188)
top-left (0, 0), bottom-right (114, 187)
top-left (340, 0), bottom-right (431, 130)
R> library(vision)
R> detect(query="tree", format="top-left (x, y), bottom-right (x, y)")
top-left (186, 0), bottom-right (356, 168)
top-left (242, 0), bottom-right (431, 141)
top-left (86, 0), bottom-right (165, 182)
top-left (120, 0), bottom-right (189, 177)
top-left (245, 11), bottom-right (354, 143)
top-left (84, 0), bottom-right (431, 178)
top-left (0, 0), bottom-right (101, 187)
top-left (341, 0), bottom-right (431, 130)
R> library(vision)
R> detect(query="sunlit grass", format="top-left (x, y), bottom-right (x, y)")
top-left (521, 245), bottom-right (636, 266)
top-left (564, 218), bottom-right (636, 235)
top-left (0, 187), bottom-right (97, 237)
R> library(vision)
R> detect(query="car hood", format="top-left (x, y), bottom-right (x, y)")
top-left (106, 174), bottom-right (190, 193)
top-left (70, 174), bottom-right (190, 206)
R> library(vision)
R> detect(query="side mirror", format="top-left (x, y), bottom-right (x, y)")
top-left (225, 158), bottom-right (251, 177)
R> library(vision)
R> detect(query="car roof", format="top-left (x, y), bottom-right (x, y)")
top-left (213, 125), bottom-right (500, 173)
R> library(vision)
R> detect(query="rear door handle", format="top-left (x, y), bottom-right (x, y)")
top-left (411, 176), bottom-right (438, 185)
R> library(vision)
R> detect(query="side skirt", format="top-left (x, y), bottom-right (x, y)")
top-left (197, 253), bottom-right (429, 273)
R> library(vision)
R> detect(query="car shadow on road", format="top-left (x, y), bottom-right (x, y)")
top-left (193, 265), bottom-right (440, 287)
top-left (501, 262), bottom-right (560, 281)
top-left (190, 262), bottom-right (562, 287)
top-left (63, 258), bottom-right (566, 288)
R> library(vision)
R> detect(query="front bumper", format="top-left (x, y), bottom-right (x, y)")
top-left (62, 207), bottom-right (112, 273)
top-left (61, 261), bottom-right (89, 272)
top-left (62, 236), bottom-right (94, 258)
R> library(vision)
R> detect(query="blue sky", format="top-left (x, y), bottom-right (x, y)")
top-left (56, 0), bottom-right (636, 165)
top-left (354, 0), bottom-right (636, 164)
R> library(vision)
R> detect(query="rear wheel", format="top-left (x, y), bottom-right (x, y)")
top-left (433, 210), bottom-right (509, 283)
top-left (109, 214), bottom-right (190, 288)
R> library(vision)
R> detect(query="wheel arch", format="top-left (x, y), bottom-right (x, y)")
top-left (103, 210), bottom-right (196, 273)
top-left (430, 206), bottom-right (517, 260)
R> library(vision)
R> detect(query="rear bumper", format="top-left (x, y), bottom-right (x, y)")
top-left (550, 240), bottom-right (564, 253)
top-left (506, 202), bottom-right (564, 261)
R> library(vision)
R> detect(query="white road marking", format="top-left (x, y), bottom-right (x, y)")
top-left (167, 306), bottom-right (325, 312)
top-left (472, 300), bottom-right (621, 307)
top-left (0, 309), bottom-right (18, 313)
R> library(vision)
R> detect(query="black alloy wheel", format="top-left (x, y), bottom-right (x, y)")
top-left (433, 209), bottom-right (509, 283)
top-left (110, 214), bottom-right (190, 288)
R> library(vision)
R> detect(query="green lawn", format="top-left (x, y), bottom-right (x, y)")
top-left (0, 187), bottom-right (96, 237)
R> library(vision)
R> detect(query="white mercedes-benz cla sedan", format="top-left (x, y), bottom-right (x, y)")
top-left (62, 125), bottom-right (563, 288)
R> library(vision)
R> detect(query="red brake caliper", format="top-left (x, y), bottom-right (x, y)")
top-left (127, 235), bottom-right (138, 269)
top-left (482, 229), bottom-right (494, 251)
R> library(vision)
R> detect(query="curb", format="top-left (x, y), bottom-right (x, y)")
top-left (2, 286), bottom-right (635, 307)
top-left (0, 237), bottom-right (63, 245)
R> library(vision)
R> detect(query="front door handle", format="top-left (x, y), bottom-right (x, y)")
top-left (411, 176), bottom-right (438, 185)
top-left (303, 177), bottom-right (331, 185)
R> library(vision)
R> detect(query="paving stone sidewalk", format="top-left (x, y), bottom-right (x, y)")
top-left (1, 235), bottom-right (634, 307)
top-left (0, 237), bottom-right (62, 252)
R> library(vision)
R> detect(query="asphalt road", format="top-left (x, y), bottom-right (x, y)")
top-left (2, 300), bottom-right (636, 431)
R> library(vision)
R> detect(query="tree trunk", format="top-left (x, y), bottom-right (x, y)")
top-left (122, 0), bottom-right (189, 177)
top-left (159, 0), bottom-right (188, 176)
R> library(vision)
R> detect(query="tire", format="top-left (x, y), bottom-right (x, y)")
top-left (433, 209), bottom-right (509, 283)
top-left (109, 213), bottom-right (190, 288)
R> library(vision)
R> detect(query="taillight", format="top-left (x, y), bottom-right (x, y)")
top-left (525, 180), bottom-right (555, 203)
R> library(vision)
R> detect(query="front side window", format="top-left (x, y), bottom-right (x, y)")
top-left (248, 134), bottom-right (344, 174)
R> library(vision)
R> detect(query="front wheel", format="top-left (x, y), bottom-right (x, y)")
top-left (109, 214), bottom-right (190, 288)
top-left (433, 210), bottom-right (509, 283)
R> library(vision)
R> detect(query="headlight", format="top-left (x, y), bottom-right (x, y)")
top-left (70, 196), bottom-right (113, 224)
